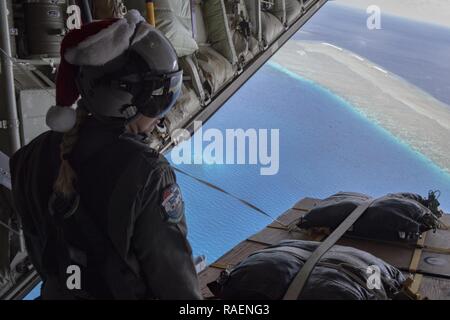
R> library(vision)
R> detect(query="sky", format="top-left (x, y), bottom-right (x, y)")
top-left (336, 0), bottom-right (450, 28)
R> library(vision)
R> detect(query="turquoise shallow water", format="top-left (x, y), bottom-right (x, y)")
top-left (174, 64), bottom-right (450, 266)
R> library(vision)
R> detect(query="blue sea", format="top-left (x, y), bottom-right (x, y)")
top-left (294, 3), bottom-right (450, 106)
top-left (177, 3), bottom-right (450, 264)
top-left (177, 63), bottom-right (450, 264)
top-left (24, 3), bottom-right (450, 299)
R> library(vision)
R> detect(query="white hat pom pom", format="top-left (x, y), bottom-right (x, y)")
top-left (46, 105), bottom-right (77, 133)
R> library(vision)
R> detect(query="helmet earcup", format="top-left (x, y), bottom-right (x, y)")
top-left (77, 63), bottom-right (134, 119)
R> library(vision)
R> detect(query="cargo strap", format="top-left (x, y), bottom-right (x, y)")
top-left (210, 262), bottom-right (232, 270)
top-left (423, 245), bottom-right (450, 254)
top-left (399, 227), bottom-right (428, 300)
top-left (409, 232), bottom-right (427, 273)
top-left (283, 199), bottom-right (375, 300)
top-left (402, 274), bottom-right (424, 300)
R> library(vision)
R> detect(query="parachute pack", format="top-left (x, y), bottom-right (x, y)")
top-left (203, 191), bottom-right (449, 300)
top-left (297, 191), bottom-right (443, 242)
top-left (209, 240), bottom-right (409, 300)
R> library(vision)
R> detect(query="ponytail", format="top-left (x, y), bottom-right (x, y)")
top-left (53, 107), bottom-right (88, 197)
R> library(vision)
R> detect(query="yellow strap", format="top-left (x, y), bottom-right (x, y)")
top-left (267, 224), bottom-right (289, 231)
top-left (409, 232), bottom-right (427, 273)
top-left (402, 274), bottom-right (424, 300)
top-left (417, 232), bottom-right (427, 247)
top-left (409, 249), bottom-right (422, 273)
top-left (423, 245), bottom-right (450, 254)
top-left (210, 262), bottom-right (232, 270)
top-left (410, 274), bottom-right (423, 295)
top-left (437, 221), bottom-right (449, 230)
top-left (146, 1), bottom-right (156, 27)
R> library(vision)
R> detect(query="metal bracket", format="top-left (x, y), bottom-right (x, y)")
top-left (0, 119), bottom-right (20, 129)
top-left (0, 150), bottom-right (12, 191)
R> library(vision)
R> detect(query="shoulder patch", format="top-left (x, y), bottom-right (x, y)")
top-left (161, 183), bottom-right (184, 224)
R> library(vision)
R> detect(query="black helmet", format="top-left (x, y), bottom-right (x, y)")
top-left (76, 22), bottom-right (183, 123)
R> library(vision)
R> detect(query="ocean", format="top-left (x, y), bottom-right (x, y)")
top-left (174, 3), bottom-right (450, 264)
top-left (294, 3), bottom-right (450, 106)
top-left (176, 63), bottom-right (450, 264)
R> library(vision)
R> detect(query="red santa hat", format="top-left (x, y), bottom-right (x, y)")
top-left (46, 10), bottom-right (147, 132)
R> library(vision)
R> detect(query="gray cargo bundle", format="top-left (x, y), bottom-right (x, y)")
top-left (208, 240), bottom-right (407, 300)
top-left (297, 192), bottom-right (443, 242)
top-left (153, 0), bottom-right (199, 57)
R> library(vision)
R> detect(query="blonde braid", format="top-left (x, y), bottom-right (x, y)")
top-left (53, 108), bottom-right (88, 197)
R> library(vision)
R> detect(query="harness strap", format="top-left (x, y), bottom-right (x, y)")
top-left (51, 200), bottom-right (144, 299)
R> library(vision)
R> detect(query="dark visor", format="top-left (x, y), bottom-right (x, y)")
top-left (115, 70), bottom-right (183, 118)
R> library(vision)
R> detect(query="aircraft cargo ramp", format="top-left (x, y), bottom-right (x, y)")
top-left (199, 197), bottom-right (450, 300)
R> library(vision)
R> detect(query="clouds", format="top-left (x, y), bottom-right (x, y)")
top-left (336, 0), bottom-right (450, 28)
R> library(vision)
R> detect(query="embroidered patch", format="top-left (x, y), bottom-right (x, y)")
top-left (161, 184), bottom-right (184, 224)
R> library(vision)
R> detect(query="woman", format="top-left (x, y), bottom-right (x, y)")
top-left (10, 11), bottom-right (201, 299)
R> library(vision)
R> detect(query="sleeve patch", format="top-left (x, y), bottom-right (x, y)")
top-left (161, 183), bottom-right (184, 224)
